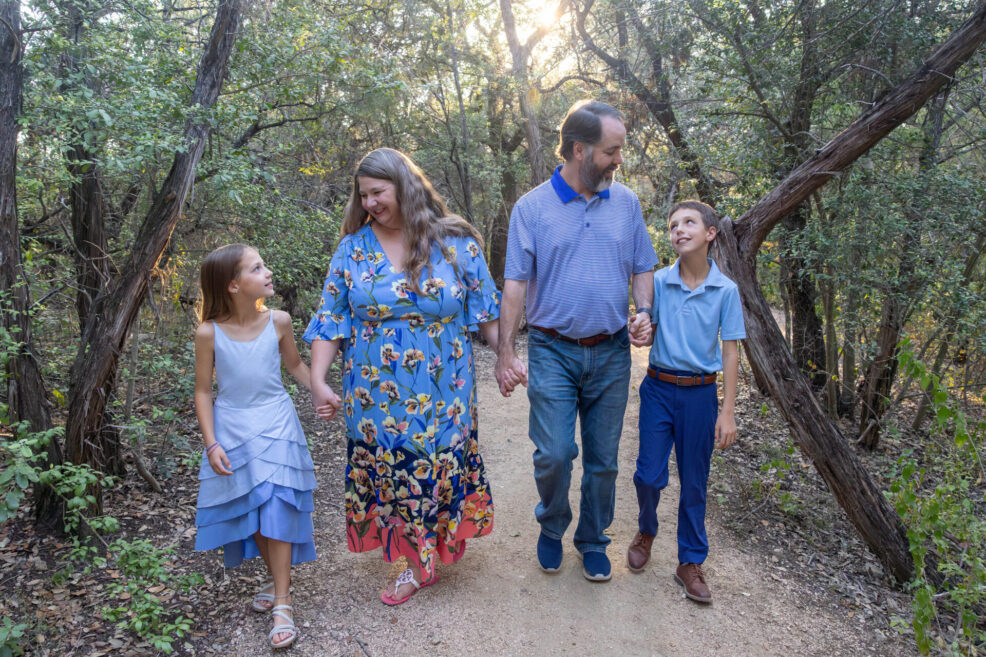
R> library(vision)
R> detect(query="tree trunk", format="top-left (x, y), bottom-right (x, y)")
top-left (841, 282), bottom-right (858, 415)
top-left (779, 1), bottom-right (827, 387)
top-left (64, 0), bottom-right (243, 513)
top-left (780, 207), bottom-right (828, 388)
top-left (721, 0), bottom-right (986, 583)
top-left (488, 164), bottom-right (517, 288)
top-left (822, 265), bottom-right (839, 419)
top-left (62, 1), bottom-right (112, 329)
top-left (500, 0), bottom-right (557, 185)
top-left (858, 90), bottom-right (948, 448)
top-left (0, 0), bottom-right (63, 526)
top-left (444, 0), bottom-right (474, 223)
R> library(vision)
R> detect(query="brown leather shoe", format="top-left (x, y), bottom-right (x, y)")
top-left (626, 532), bottom-right (654, 572)
top-left (674, 563), bottom-right (712, 603)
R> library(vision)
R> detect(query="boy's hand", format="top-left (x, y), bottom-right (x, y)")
top-left (207, 444), bottom-right (233, 475)
top-left (628, 312), bottom-right (653, 347)
top-left (714, 411), bottom-right (737, 449)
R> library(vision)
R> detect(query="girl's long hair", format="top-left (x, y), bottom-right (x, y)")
top-left (198, 243), bottom-right (250, 323)
top-left (340, 148), bottom-right (482, 293)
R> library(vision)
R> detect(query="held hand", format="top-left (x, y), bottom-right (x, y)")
top-left (207, 444), bottom-right (233, 475)
top-left (495, 352), bottom-right (528, 397)
top-left (312, 382), bottom-right (342, 421)
top-left (714, 412), bottom-right (737, 450)
top-left (628, 312), bottom-right (653, 347)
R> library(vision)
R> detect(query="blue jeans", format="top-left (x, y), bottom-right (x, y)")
top-left (634, 372), bottom-right (718, 564)
top-left (527, 327), bottom-right (631, 553)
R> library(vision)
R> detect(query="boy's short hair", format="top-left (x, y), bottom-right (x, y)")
top-left (556, 100), bottom-right (625, 161)
top-left (669, 200), bottom-right (719, 233)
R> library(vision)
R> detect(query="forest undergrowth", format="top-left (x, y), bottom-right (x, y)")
top-left (2, 328), bottom-right (984, 656)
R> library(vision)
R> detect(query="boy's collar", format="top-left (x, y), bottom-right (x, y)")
top-left (666, 258), bottom-right (727, 289)
top-left (550, 165), bottom-right (611, 202)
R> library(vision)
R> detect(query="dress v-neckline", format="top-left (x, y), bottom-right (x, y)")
top-left (367, 222), bottom-right (406, 273)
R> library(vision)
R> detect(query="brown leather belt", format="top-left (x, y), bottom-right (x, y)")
top-left (531, 325), bottom-right (614, 347)
top-left (647, 367), bottom-right (717, 386)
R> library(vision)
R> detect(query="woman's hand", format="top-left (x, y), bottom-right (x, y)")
top-left (312, 381), bottom-right (342, 420)
top-left (207, 444), bottom-right (233, 475)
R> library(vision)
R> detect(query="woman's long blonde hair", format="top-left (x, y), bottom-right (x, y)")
top-left (341, 148), bottom-right (482, 293)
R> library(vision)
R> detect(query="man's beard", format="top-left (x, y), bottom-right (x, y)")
top-left (579, 148), bottom-right (616, 192)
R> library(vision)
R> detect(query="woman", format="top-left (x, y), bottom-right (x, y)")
top-left (306, 148), bottom-right (500, 605)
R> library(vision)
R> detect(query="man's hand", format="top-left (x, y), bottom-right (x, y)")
top-left (714, 411), bottom-right (737, 449)
top-left (495, 351), bottom-right (528, 397)
top-left (628, 311), bottom-right (653, 347)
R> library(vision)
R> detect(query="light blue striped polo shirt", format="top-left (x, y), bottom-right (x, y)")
top-left (504, 166), bottom-right (658, 338)
top-left (649, 258), bottom-right (746, 374)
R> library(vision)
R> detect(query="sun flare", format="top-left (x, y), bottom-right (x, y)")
top-left (539, 2), bottom-right (561, 28)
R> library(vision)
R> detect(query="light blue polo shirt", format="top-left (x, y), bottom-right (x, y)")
top-left (504, 166), bottom-right (658, 338)
top-left (649, 258), bottom-right (746, 374)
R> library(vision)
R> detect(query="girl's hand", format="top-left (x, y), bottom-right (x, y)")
top-left (312, 382), bottom-right (342, 421)
top-left (207, 444), bottom-right (233, 475)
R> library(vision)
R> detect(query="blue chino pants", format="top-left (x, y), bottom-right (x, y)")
top-left (634, 372), bottom-right (718, 564)
top-left (527, 327), bottom-right (631, 554)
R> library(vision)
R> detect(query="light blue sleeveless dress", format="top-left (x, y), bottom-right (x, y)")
top-left (194, 312), bottom-right (318, 568)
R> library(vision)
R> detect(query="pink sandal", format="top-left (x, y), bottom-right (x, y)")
top-left (380, 568), bottom-right (438, 606)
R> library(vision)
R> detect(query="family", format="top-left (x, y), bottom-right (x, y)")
top-left (191, 99), bottom-right (746, 649)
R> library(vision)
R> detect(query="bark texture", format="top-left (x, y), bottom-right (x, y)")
top-left (0, 0), bottom-right (63, 524)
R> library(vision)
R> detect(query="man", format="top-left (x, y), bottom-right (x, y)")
top-left (496, 100), bottom-right (657, 581)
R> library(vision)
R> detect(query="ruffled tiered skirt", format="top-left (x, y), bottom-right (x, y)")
top-left (194, 395), bottom-right (317, 568)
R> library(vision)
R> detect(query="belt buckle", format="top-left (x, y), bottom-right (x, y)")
top-left (676, 375), bottom-right (688, 386)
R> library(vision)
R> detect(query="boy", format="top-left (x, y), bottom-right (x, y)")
top-left (625, 200), bottom-right (745, 603)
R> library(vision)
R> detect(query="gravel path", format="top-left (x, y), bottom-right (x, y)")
top-left (226, 340), bottom-right (904, 656)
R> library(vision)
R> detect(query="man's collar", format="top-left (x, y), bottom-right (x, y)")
top-left (550, 165), bottom-right (611, 203)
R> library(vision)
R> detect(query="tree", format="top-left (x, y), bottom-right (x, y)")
top-left (63, 0), bottom-right (243, 513)
top-left (716, 0), bottom-right (986, 582)
top-left (0, 0), bottom-right (62, 524)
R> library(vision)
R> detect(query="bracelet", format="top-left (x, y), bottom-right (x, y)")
top-left (635, 307), bottom-right (652, 316)
top-left (206, 442), bottom-right (221, 456)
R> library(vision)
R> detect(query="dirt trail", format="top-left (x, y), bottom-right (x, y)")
top-left (227, 341), bottom-right (896, 656)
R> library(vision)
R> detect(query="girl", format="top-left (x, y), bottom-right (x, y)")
top-left (193, 244), bottom-right (328, 649)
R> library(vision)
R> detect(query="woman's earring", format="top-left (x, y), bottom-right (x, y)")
top-left (233, 289), bottom-right (238, 294)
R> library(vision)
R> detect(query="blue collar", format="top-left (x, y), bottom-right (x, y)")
top-left (550, 165), bottom-right (611, 203)
top-left (665, 258), bottom-right (728, 290)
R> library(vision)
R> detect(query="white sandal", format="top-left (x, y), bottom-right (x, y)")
top-left (380, 567), bottom-right (439, 605)
top-left (269, 604), bottom-right (297, 649)
top-left (251, 581), bottom-right (275, 612)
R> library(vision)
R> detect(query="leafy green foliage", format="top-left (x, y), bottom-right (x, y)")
top-left (891, 347), bottom-right (986, 655)
top-left (101, 540), bottom-right (203, 654)
top-left (0, 616), bottom-right (28, 657)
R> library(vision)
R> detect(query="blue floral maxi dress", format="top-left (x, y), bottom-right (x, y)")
top-left (304, 224), bottom-right (499, 577)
